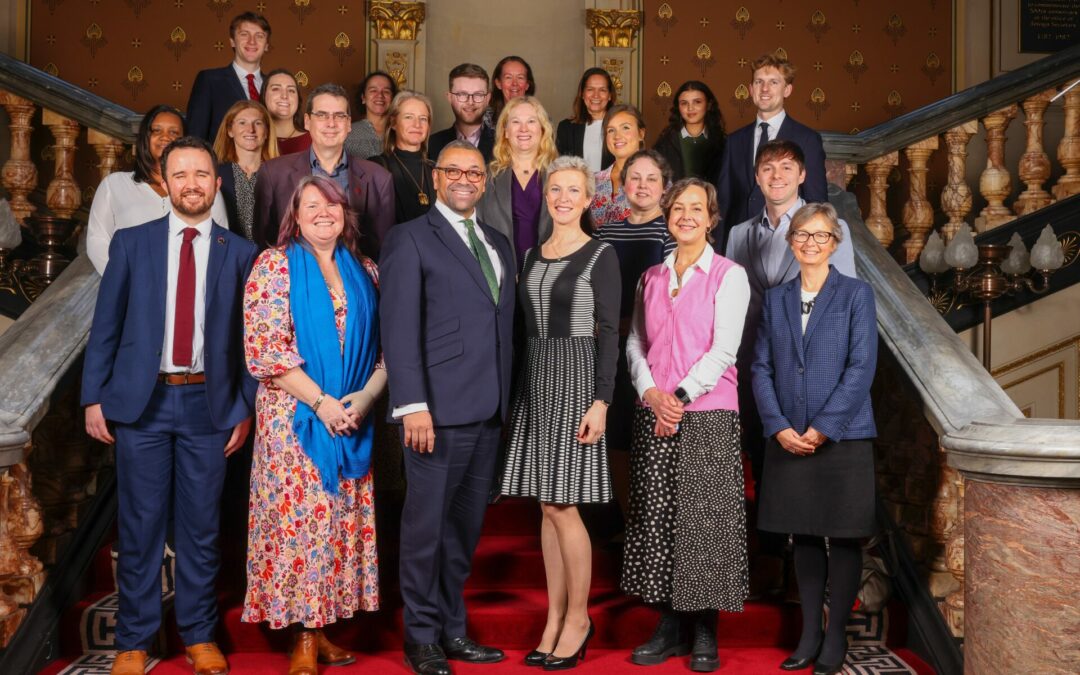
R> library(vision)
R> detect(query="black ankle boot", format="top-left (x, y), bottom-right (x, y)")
top-left (631, 607), bottom-right (690, 665)
top-left (689, 611), bottom-right (719, 672)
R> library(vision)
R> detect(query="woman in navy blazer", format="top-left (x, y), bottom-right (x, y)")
top-left (751, 202), bottom-right (877, 675)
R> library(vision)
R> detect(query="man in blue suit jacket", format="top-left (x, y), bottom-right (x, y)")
top-left (185, 12), bottom-right (270, 142)
top-left (380, 141), bottom-right (514, 675)
top-left (83, 137), bottom-right (257, 675)
top-left (716, 53), bottom-right (827, 246)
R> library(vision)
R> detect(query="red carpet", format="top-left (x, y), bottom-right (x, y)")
top-left (43, 496), bottom-right (935, 673)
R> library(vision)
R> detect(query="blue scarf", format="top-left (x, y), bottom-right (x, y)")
top-left (287, 240), bottom-right (379, 494)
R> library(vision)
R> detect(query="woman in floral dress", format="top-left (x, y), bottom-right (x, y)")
top-left (242, 175), bottom-right (385, 673)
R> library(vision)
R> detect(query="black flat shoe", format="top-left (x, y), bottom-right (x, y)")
top-left (779, 655), bottom-right (815, 670)
top-left (441, 636), bottom-right (504, 663)
top-left (542, 621), bottom-right (594, 670)
top-left (403, 643), bottom-right (451, 675)
top-left (524, 650), bottom-right (551, 666)
top-left (812, 652), bottom-right (846, 675)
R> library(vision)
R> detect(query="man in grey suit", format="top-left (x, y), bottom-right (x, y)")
top-left (725, 138), bottom-right (856, 492)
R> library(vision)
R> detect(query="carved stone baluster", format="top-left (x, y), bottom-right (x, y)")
top-left (902, 137), bottom-right (940, 263)
top-left (0, 468), bottom-right (27, 647)
top-left (943, 473), bottom-right (965, 637)
top-left (1014, 89), bottom-right (1057, 215)
top-left (42, 111), bottom-right (81, 219)
top-left (844, 163), bottom-right (858, 190)
top-left (974, 104), bottom-right (1019, 232)
top-left (87, 128), bottom-right (126, 184)
top-left (1052, 86), bottom-right (1080, 200)
top-left (0, 92), bottom-right (39, 224)
top-left (940, 121), bottom-right (978, 241)
top-left (0, 461), bottom-right (45, 608)
top-left (928, 455), bottom-right (961, 599)
top-left (864, 152), bottom-right (899, 247)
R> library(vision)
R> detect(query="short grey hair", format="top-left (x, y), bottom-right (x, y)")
top-left (788, 201), bottom-right (844, 243)
top-left (306, 82), bottom-right (351, 116)
top-left (544, 155), bottom-right (596, 201)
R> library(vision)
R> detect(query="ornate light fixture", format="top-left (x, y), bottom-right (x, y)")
top-left (919, 225), bottom-right (1064, 369)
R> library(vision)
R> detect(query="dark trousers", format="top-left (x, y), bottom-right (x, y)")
top-left (399, 417), bottom-right (501, 644)
top-left (113, 381), bottom-right (230, 651)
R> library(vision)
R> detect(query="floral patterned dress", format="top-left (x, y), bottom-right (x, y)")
top-left (589, 166), bottom-right (631, 229)
top-left (242, 247), bottom-right (380, 628)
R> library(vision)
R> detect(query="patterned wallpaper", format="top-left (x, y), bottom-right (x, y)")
top-left (640, 0), bottom-right (953, 140)
top-left (28, 0), bottom-right (368, 113)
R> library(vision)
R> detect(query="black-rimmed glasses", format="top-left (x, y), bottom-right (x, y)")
top-left (450, 92), bottom-right (489, 103)
top-left (790, 231), bottom-right (835, 244)
top-left (435, 167), bottom-right (486, 183)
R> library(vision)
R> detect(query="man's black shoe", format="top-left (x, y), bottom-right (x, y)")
top-left (404, 642), bottom-right (451, 675)
top-left (441, 636), bottom-right (505, 664)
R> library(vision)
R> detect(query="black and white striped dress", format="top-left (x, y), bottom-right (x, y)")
top-left (500, 239), bottom-right (621, 504)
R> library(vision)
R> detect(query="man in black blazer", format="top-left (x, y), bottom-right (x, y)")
top-left (428, 63), bottom-right (496, 164)
top-left (380, 141), bottom-right (514, 675)
top-left (185, 12), bottom-right (270, 142)
top-left (253, 83), bottom-right (394, 256)
top-left (715, 53), bottom-right (827, 244)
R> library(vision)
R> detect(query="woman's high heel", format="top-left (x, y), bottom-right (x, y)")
top-left (542, 621), bottom-right (594, 670)
top-left (524, 649), bottom-right (551, 666)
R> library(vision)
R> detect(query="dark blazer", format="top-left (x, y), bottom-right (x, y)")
top-left (475, 169), bottom-right (553, 269)
top-left (428, 125), bottom-right (496, 164)
top-left (653, 128), bottom-right (723, 183)
top-left (81, 216), bottom-right (258, 430)
top-left (555, 119), bottom-right (614, 170)
top-left (715, 114), bottom-right (828, 236)
top-left (216, 162), bottom-right (252, 240)
top-left (379, 206), bottom-right (516, 426)
top-left (751, 266), bottom-right (877, 442)
top-left (186, 65), bottom-right (258, 142)
top-left (252, 150), bottom-right (395, 257)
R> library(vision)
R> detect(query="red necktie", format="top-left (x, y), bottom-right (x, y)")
top-left (172, 228), bottom-right (199, 368)
top-left (246, 73), bottom-right (260, 101)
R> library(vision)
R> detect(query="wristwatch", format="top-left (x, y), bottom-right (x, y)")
top-left (673, 387), bottom-right (691, 405)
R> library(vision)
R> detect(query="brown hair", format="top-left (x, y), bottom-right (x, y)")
top-left (448, 63), bottom-right (489, 89)
top-left (754, 139), bottom-right (805, 171)
top-left (570, 67), bottom-right (615, 124)
top-left (619, 149), bottom-right (673, 190)
top-left (229, 12), bottom-right (270, 40)
top-left (751, 52), bottom-right (797, 85)
top-left (661, 177), bottom-right (720, 242)
top-left (212, 100), bottom-right (279, 164)
top-left (601, 104), bottom-right (647, 153)
top-left (382, 90), bottom-right (433, 155)
top-left (277, 175), bottom-right (364, 260)
top-left (260, 69), bottom-right (305, 134)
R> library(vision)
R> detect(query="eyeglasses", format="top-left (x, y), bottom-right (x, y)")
top-left (309, 111), bottom-right (349, 122)
top-left (450, 91), bottom-right (489, 103)
top-left (435, 166), bottom-right (486, 183)
top-left (790, 231), bottom-right (835, 244)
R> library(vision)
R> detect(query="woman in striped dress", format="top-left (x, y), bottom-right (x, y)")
top-left (500, 156), bottom-right (621, 669)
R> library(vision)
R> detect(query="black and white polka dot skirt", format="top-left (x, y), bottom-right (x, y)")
top-left (621, 407), bottom-right (749, 612)
top-left (500, 336), bottom-right (613, 505)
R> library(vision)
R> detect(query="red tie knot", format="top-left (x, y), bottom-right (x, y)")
top-left (183, 227), bottom-right (199, 243)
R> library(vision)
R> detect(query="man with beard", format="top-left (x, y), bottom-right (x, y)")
top-left (82, 136), bottom-right (257, 675)
top-left (429, 63), bottom-right (496, 164)
top-left (380, 141), bottom-right (515, 675)
top-left (253, 82), bottom-right (394, 256)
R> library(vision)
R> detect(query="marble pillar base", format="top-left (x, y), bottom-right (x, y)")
top-left (965, 479), bottom-right (1080, 674)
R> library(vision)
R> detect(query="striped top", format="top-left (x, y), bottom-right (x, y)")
top-left (596, 215), bottom-right (675, 320)
top-left (519, 238), bottom-right (621, 402)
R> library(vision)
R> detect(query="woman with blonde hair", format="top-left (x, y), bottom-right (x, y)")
top-left (476, 95), bottom-right (559, 268)
top-left (213, 100), bottom-right (279, 241)
top-left (368, 90), bottom-right (436, 224)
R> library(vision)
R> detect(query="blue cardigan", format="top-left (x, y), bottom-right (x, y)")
top-left (751, 266), bottom-right (878, 441)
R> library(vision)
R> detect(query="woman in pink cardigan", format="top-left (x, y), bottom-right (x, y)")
top-left (622, 178), bottom-right (751, 673)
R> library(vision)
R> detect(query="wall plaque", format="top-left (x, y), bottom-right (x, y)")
top-left (1019, 0), bottom-right (1080, 53)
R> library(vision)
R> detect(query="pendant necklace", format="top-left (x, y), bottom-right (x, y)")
top-left (392, 151), bottom-right (430, 206)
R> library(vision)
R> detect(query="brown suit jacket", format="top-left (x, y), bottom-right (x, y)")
top-left (253, 150), bottom-right (395, 257)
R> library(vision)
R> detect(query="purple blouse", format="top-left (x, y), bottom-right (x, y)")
top-left (511, 171), bottom-right (542, 266)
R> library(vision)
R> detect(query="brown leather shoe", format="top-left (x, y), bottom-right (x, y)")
top-left (316, 629), bottom-right (357, 666)
top-left (185, 642), bottom-right (229, 675)
top-left (289, 630), bottom-right (319, 675)
top-left (111, 650), bottom-right (147, 675)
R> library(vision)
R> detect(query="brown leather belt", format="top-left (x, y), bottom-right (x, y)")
top-left (157, 372), bottom-right (206, 385)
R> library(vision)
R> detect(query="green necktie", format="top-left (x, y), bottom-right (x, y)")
top-left (463, 218), bottom-right (499, 303)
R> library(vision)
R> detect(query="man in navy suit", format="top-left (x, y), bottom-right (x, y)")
top-left (253, 82), bottom-right (394, 257)
top-left (428, 63), bottom-right (496, 164)
top-left (83, 137), bottom-right (257, 675)
top-left (716, 53), bottom-right (828, 246)
top-left (185, 12), bottom-right (271, 142)
top-left (380, 140), bottom-right (514, 675)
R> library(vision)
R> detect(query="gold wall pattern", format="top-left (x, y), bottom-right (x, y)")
top-left (642, 0), bottom-right (952, 140)
top-left (28, 0), bottom-right (368, 113)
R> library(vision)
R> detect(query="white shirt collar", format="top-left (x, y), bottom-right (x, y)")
top-left (232, 61), bottom-right (260, 78)
top-left (663, 243), bottom-right (715, 273)
top-left (756, 109), bottom-right (787, 132)
top-left (680, 126), bottom-right (708, 139)
top-left (434, 198), bottom-right (476, 226)
top-left (168, 211), bottom-right (213, 238)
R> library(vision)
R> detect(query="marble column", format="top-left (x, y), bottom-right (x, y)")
top-left (964, 479), bottom-right (1079, 674)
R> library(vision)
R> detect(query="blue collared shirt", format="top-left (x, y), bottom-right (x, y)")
top-left (309, 147), bottom-right (350, 194)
